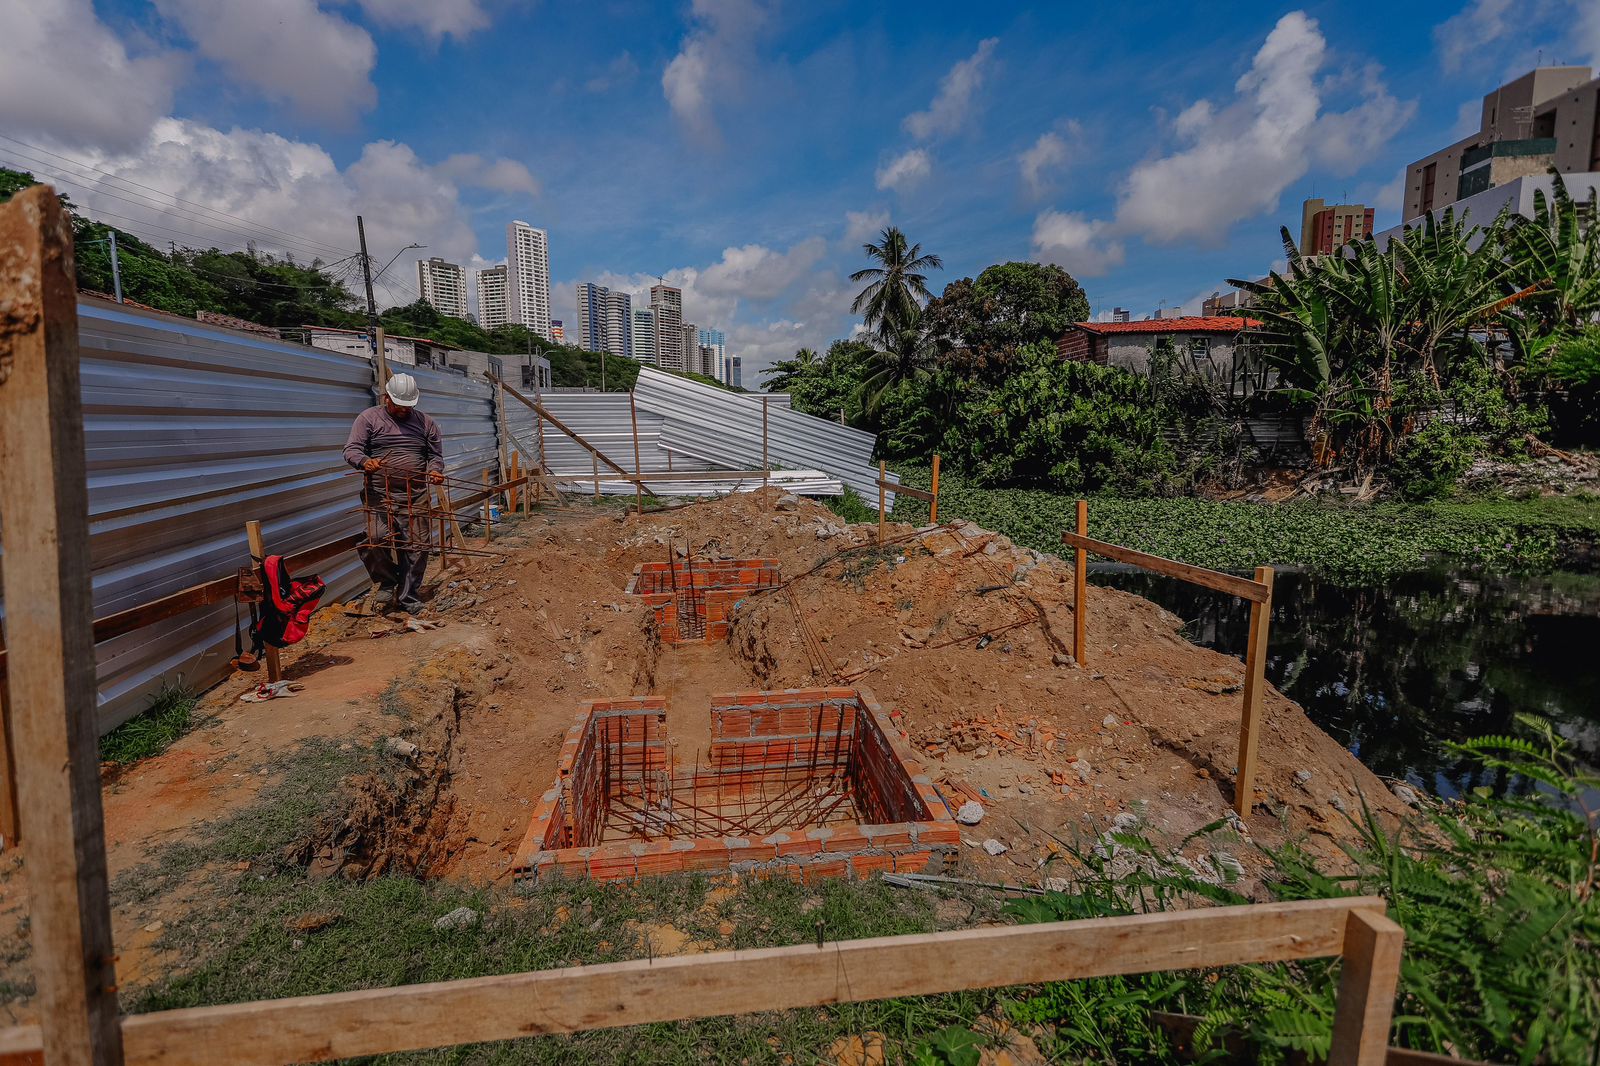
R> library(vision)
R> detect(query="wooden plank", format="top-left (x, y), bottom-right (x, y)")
top-left (1328, 909), bottom-right (1404, 1066)
top-left (1060, 532), bottom-right (1270, 603)
top-left (243, 521), bottom-right (281, 684)
top-left (0, 898), bottom-right (1380, 1066)
top-left (491, 373), bottom-right (644, 485)
top-left (877, 481), bottom-right (935, 502)
top-left (762, 397), bottom-right (770, 500)
top-left (929, 454), bottom-right (941, 524)
top-left (1234, 565), bottom-right (1274, 818)
top-left (0, 184), bottom-right (124, 1064)
top-left (481, 470), bottom-right (492, 543)
top-left (1074, 500), bottom-right (1087, 666)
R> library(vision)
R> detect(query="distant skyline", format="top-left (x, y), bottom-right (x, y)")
top-left (2, 1), bottom-right (1596, 381)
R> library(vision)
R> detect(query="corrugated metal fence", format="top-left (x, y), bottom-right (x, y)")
top-left (0, 304), bottom-right (885, 735)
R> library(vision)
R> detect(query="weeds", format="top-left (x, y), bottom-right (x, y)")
top-left (824, 486), bottom-right (877, 524)
top-left (97, 681), bottom-right (198, 765)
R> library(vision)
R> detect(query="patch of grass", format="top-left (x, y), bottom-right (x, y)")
top-left (379, 676), bottom-right (412, 718)
top-left (824, 486), bottom-right (876, 524)
top-left (98, 681), bottom-right (198, 765)
top-left (890, 466), bottom-right (1600, 582)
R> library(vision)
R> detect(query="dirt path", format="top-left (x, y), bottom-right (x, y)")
top-left (648, 641), bottom-right (758, 757)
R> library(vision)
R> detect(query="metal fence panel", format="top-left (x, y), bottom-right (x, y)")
top-left (633, 368), bottom-right (892, 506)
top-left (1, 300), bottom-right (376, 732)
top-left (410, 363), bottom-right (500, 485)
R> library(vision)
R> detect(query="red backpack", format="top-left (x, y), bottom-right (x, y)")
top-left (235, 555), bottom-right (325, 670)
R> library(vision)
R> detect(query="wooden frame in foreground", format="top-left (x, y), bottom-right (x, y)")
top-left (0, 187), bottom-right (1403, 1066)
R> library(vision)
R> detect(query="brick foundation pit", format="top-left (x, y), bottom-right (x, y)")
top-left (514, 688), bottom-right (959, 883)
top-left (625, 557), bottom-right (780, 643)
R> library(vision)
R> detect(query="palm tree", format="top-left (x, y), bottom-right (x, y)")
top-left (850, 227), bottom-right (942, 339)
top-left (854, 308), bottom-right (934, 416)
top-left (761, 347), bottom-right (819, 392)
top-left (1505, 171), bottom-right (1600, 339)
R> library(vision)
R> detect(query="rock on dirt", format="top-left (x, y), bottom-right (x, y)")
top-left (775, 494), bottom-right (801, 511)
top-left (982, 838), bottom-right (1008, 856)
top-left (1390, 782), bottom-right (1421, 807)
top-left (383, 737), bottom-right (419, 760)
top-left (955, 800), bottom-right (985, 825)
top-left (433, 906), bottom-right (480, 932)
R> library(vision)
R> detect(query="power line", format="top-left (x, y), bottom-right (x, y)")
top-left (0, 135), bottom-right (357, 258)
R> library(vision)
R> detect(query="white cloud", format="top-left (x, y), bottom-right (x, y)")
top-left (59, 119), bottom-right (513, 310)
top-left (1434, 0), bottom-right (1514, 73)
top-left (1017, 121), bottom-right (1081, 197)
top-left (663, 0), bottom-right (769, 143)
top-left (437, 154), bottom-right (540, 196)
top-left (843, 209), bottom-right (889, 245)
top-left (904, 37), bottom-right (999, 141)
top-left (875, 148), bottom-right (931, 192)
top-left (1031, 210), bottom-right (1125, 277)
top-left (1112, 11), bottom-right (1412, 246)
top-left (154, 0), bottom-right (376, 126)
top-left (698, 238), bottom-right (829, 301)
top-left (0, 0), bottom-right (183, 151)
top-left (352, 0), bottom-right (490, 42)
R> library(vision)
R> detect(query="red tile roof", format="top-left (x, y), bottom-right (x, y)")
top-left (1071, 316), bottom-right (1259, 335)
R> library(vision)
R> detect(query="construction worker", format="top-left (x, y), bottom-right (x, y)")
top-left (342, 373), bottom-right (445, 614)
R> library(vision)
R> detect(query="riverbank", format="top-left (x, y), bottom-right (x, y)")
top-left (885, 469), bottom-right (1600, 581)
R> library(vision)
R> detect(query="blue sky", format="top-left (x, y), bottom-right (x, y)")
top-left (2, 0), bottom-right (1597, 380)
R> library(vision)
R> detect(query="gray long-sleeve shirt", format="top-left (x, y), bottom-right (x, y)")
top-left (343, 405), bottom-right (445, 476)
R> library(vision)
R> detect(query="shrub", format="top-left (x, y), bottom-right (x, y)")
top-left (1390, 421), bottom-right (1480, 500)
top-left (945, 343), bottom-right (1175, 494)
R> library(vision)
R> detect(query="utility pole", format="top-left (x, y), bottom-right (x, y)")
top-left (107, 230), bottom-right (123, 304)
top-left (356, 215), bottom-right (388, 388)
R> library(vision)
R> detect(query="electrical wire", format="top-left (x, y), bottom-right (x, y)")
top-left (0, 135), bottom-right (358, 258)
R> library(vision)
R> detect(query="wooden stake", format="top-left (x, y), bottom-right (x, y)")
top-left (878, 461), bottom-right (887, 546)
top-left (1234, 564), bottom-right (1274, 818)
top-left (437, 483), bottom-right (465, 553)
top-left (929, 454), bottom-right (941, 524)
top-left (481, 470), bottom-right (493, 542)
top-left (0, 184), bottom-right (125, 1065)
top-left (592, 452), bottom-right (600, 500)
top-left (1073, 499), bottom-right (1087, 666)
top-left (762, 397), bottom-right (770, 502)
top-left (629, 392), bottom-right (644, 516)
top-left (1328, 909), bottom-right (1404, 1066)
top-left (243, 521), bottom-right (281, 684)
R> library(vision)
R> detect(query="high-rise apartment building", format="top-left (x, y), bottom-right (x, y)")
top-left (698, 328), bottom-right (725, 372)
top-left (730, 356), bottom-right (742, 389)
top-left (1299, 198), bottom-right (1374, 255)
top-left (475, 265), bottom-right (509, 331)
top-left (550, 320), bottom-right (566, 343)
top-left (506, 221), bottom-right (552, 340)
top-left (650, 284), bottom-right (684, 371)
top-left (1402, 66), bottom-right (1600, 220)
top-left (1111, 307), bottom-right (1131, 323)
top-left (682, 323), bottom-right (701, 375)
top-left (416, 257), bottom-right (468, 319)
top-left (576, 282), bottom-right (633, 358)
top-left (632, 309), bottom-right (656, 364)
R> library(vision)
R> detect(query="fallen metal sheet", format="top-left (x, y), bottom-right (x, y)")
top-left (632, 367), bottom-right (893, 507)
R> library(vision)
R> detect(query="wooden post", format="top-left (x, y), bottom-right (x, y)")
top-left (436, 484), bottom-right (465, 554)
top-left (1072, 499), bottom-right (1088, 666)
top-left (1234, 564), bottom-right (1274, 818)
top-left (243, 521), bottom-right (281, 683)
top-left (481, 470), bottom-right (493, 542)
top-left (929, 454), bottom-right (941, 524)
top-left (0, 185), bottom-right (125, 1064)
top-left (1328, 909), bottom-right (1404, 1066)
top-left (878, 461), bottom-right (887, 546)
top-left (762, 397), bottom-right (770, 501)
top-left (592, 452), bottom-right (600, 500)
top-left (629, 392), bottom-right (644, 516)
top-left (374, 326), bottom-right (390, 389)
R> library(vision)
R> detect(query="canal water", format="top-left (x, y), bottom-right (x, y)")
top-left (1093, 564), bottom-right (1600, 798)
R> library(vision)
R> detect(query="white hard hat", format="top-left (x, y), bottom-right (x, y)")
top-left (385, 373), bottom-right (419, 407)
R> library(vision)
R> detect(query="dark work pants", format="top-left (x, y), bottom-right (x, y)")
top-left (359, 476), bottom-right (429, 603)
